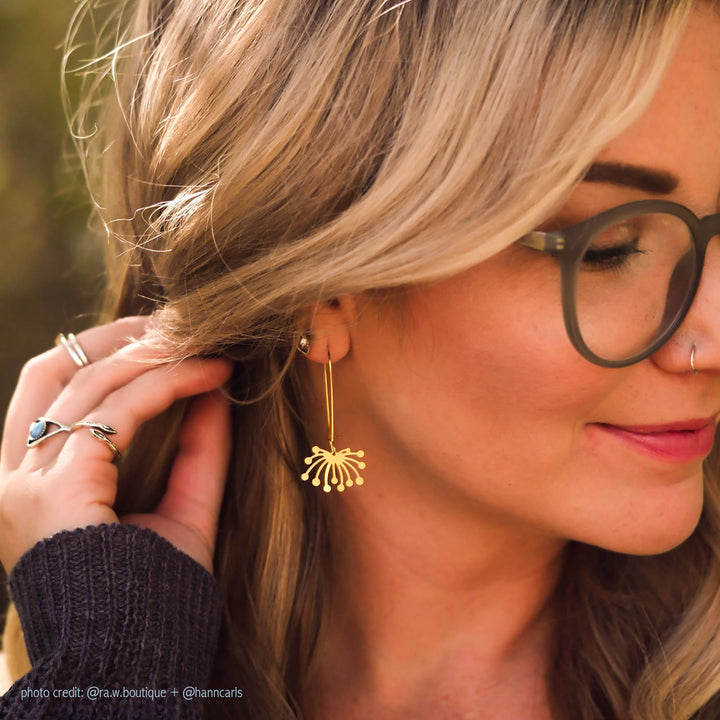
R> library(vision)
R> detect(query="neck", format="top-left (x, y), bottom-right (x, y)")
top-left (305, 477), bottom-right (567, 718)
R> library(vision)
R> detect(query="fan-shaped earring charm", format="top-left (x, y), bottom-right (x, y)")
top-left (302, 446), bottom-right (365, 493)
top-left (301, 352), bottom-right (366, 492)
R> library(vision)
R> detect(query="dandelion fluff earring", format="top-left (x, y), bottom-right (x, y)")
top-left (300, 344), bottom-right (365, 492)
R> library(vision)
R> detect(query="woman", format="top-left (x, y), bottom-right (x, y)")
top-left (1, 0), bottom-right (719, 718)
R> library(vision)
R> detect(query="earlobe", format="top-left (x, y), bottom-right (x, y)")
top-left (296, 296), bottom-right (357, 364)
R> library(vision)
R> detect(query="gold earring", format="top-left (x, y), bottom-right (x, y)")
top-left (301, 351), bottom-right (365, 492)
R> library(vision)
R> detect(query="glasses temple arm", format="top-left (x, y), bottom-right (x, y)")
top-left (516, 230), bottom-right (566, 253)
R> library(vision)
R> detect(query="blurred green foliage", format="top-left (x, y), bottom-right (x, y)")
top-left (0, 0), bottom-right (112, 619)
top-left (0, 0), bottom-right (106, 440)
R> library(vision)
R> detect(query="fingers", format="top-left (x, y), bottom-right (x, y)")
top-left (36, 356), bottom-right (233, 472)
top-left (1, 316), bottom-right (152, 471)
top-left (0, 308), bottom-right (237, 575)
top-left (21, 340), bottom-right (176, 468)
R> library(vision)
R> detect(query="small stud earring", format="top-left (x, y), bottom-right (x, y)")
top-left (298, 334), bottom-right (311, 355)
top-left (301, 350), bottom-right (365, 492)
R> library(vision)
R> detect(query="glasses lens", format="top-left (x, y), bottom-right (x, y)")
top-left (574, 212), bottom-right (696, 362)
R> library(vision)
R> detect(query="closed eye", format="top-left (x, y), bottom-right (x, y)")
top-left (581, 239), bottom-right (648, 272)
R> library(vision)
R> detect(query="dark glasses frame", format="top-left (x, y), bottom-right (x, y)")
top-left (516, 199), bottom-right (720, 368)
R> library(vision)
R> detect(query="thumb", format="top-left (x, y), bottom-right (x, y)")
top-left (153, 388), bottom-right (233, 557)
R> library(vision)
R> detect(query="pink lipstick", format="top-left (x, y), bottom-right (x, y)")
top-left (592, 417), bottom-right (718, 462)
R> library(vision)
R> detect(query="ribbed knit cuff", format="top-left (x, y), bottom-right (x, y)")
top-left (7, 523), bottom-right (222, 691)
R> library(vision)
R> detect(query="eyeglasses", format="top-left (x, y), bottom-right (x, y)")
top-left (516, 200), bottom-right (720, 368)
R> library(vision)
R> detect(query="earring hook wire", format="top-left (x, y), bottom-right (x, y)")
top-left (323, 351), bottom-right (336, 451)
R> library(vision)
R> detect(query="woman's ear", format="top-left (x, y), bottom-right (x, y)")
top-left (297, 295), bottom-right (359, 364)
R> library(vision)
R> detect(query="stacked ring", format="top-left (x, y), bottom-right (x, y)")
top-left (55, 333), bottom-right (89, 368)
top-left (27, 417), bottom-right (117, 448)
top-left (26, 329), bottom-right (121, 462)
top-left (89, 429), bottom-right (121, 462)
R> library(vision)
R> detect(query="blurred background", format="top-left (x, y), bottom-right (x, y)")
top-left (0, 0), bottom-right (107, 620)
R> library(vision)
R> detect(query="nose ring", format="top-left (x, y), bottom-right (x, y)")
top-left (690, 345), bottom-right (698, 375)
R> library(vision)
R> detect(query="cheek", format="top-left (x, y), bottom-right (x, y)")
top-left (349, 260), bottom-right (703, 553)
top-left (400, 260), bottom-right (613, 439)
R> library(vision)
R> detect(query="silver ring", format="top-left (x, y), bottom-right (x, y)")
top-left (27, 417), bottom-right (117, 447)
top-left (89, 429), bottom-right (121, 462)
top-left (55, 333), bottom-right (89, 368)
top-left (691, 345), bottom-right (698, 376)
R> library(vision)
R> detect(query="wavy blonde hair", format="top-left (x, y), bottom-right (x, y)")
top-left (5, 1), bottom-right (720, 718)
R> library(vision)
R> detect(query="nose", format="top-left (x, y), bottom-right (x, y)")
top-left (651, 235), bottom-right (720, 375)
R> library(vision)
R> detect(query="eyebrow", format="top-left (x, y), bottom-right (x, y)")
top-left (582, 162), bottom-right (679, 195)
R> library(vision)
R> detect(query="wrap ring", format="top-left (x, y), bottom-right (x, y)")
top-left (89, 429), bottom-right (121, 462)
top-left (27, 417), bottom-right (117, 448)
top-left (55, 332), bottom-right (89, 368)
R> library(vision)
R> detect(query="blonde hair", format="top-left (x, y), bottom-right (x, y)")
top-left (6, 1), bottom-right (720, 718)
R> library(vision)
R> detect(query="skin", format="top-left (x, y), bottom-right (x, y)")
top-left (0, 317), bottom-right (233, 576)
top-left (301, 6), bottom-right (720, 719)
top-left (0, 5), bottom-right (718, 720)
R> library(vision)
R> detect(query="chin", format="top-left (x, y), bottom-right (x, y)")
top-left (582, 469), bottom-right (705, 557)
top-left (615, 518), bottom-right (702, 556)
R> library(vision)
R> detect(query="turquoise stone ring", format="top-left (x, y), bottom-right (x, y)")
top-left (28, 419), bottom-right (49, 443)
top-left (26, 417), bottom-right (71, 447)
top-left (26, 417), bottom-right (117, 448)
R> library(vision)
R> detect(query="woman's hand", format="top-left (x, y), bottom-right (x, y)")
top-left (0, 316), bottom-right (234, 576)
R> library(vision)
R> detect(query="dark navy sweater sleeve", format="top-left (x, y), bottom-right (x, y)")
top-left (0, 523), bottom-right (222, 719)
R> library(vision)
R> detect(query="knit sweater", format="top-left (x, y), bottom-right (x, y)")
top-left (0, 523), bottom-right (223, 719)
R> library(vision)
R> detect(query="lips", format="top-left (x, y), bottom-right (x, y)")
top-left (592, 416), bottom-right (718, 462)
top-left (607, 417), bottom-right (717, 434)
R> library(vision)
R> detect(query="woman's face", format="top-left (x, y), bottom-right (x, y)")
top-left (329, 5), bottom-right (720, 556)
